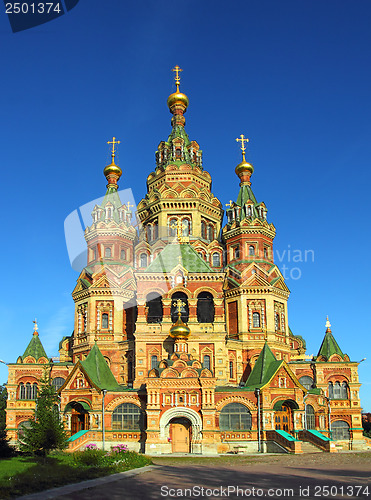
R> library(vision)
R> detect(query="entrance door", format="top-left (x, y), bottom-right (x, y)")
top-left (71, 408), bottom-right (89, 434)
top-left (275, 404), bottom-right (293, 432)
top-left (170, 418), bottom-right (191, 453)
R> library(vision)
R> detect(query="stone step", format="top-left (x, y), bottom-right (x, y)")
top-left (300, 441), bottom-right (323, 453)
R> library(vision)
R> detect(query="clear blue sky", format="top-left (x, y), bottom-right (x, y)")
top-left (0, 0), bottom-right (370, 410)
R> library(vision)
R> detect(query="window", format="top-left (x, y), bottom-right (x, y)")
top-left (212, 252), bottom-right (221, 267)
top-left (102, 313), bottom-right (109, 329)
top-left (219, 403), bottom-right (252, 431)
top-left (247, 205), bottom-right (252, 217)
top-left (52, 377), bottom-right (66, 391)
top-left (299, 376), bottom-right (314, 391)
top-left (151, 355), bottom-right (158, 370)
top-left (140, 253), bottom-right (148, 268)
top-left (229, 361), bottom-right (234, 379)
top-left (328, 381), bottom-right (334, 399)
top-left (201, 221), bottom-right (207, 239)
top-left (169, 218), bottom-right (177, 237)
top-left (146, 225), bottom-right (152, 242)
top-left (18, 420), bottom-right (32, 442)
top-left (198, 251), bottom-right (204, 260)
top-left (203, 355), bottom-right (211, 370)
top-left (105, 247), bottom-right (112, 258)
top-left (332, 420), bottom-right (350, 440)
top-left (153, 222), bottom-right (158, 240)
top-left (333, 381), bottom-right (341, 399)
top-left (341, 382), bottom-right (348, 399)
top-left (306, 404), bottom-right (315, 430)
top-left (171, 292), bottom-right (189, 323)
top-left (20, 382), bottom-right (37, 400)
top-left (112, 403), bottom-right (144, 430)
top-left (197, 292), bottom-right (215, 323)
top-left (252, 312), bottom-right (260, 328)
top-left (275, 313), bottom-right (280, 331)
top-left (121, 249), bottom-right (126, 260)
top-left (234, 246), bottom-right (240, 259)
top-left (249, 245), bottom-right (255, 256)
top-left (106, 207), bottom-right (112, 219)
top-left (264, 247), bottom-right (268, 259)
top-left (182, 219), bottom-right (190, 236)
top-left (207, 225), bottom-right (214, 241)
top-left (146, 293), bottom-right (163, 323)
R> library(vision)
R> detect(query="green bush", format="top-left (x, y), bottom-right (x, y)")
top-left (73, 445), bottom-right (107, 467)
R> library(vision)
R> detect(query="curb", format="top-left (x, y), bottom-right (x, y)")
top-left (16, 465), bottom-right (156, 499)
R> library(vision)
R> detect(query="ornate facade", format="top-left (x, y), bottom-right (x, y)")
top-left (5, 68), bottom-right (365, 454)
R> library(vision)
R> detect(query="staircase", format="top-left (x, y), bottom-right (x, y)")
top-left (300, 441), bottom-right (323, 453)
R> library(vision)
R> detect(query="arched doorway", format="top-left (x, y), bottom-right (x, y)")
top-left (65, 401), bottom-right (90, 435)
top-left (170, 417), bottom-right (191, 453)
top-left (273, 400), bottom-right (298, 433)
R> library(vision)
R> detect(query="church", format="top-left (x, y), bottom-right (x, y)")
top-left (5, 67), bottom-right (365, 454)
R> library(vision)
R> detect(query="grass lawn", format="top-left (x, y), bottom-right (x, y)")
top-left (0, 451), bottom-right (152, 499)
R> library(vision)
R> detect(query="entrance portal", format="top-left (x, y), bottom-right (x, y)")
top-left (65, 401), bottom-right (90, 435)
top-left (170, 417), bottom-right (191, 453)
top-left (274, 399), bottom-right (299, 433)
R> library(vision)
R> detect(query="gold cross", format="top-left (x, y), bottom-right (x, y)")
top-left (126, 201), bottom-right (133, 211)
top-left (173, 299), bottom-right (185, 315)
top-left (236, 134), bottom-right (249, 161)
top-left (107, 137), bottom-right (121, 155)
top-left (226, 200), bottom-right (233, 208)
top-left (172, 65), bottom-right (183, 90)
top-left (178, 255), bottom-right (182, 265)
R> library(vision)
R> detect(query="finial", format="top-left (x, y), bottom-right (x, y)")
top-left (33, 318), bottom-right (38, 336)
top-left (170, 220), bottom-right (189, 244)
top-left (173, 299), bottom-right (186, 318)
top-left (325, 316), bottom-right (331, 331)
top-left (107, 137), bottom-right (121, 164)
top-left (172, 65), bottom-right (183, 92)
top-left (226, 200), bottom-right (233, 208)
top-left (236, 134), bottom-right (249, 162)
top-left (126, 201), bottom-right (133, 211)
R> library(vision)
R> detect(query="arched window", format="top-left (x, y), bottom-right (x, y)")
top-left (333, 381), bottom-right (341, 399)
top-left (19, 382), bottom-right (25, 399)
top-left (201, 221), bottom-right (207, 239)
top-left (229, 361), bottom-right (234, 378)
top-left (341, 382), bottom-right (348, 399)
top-left (212, 252), bottom-right (221, 267)
top-left (219, 403), bottom-right (252, 431)
top-left (146, 225), bottom-right (152, 242)
top-left (306, 404), bottom-right (315, 430)
top-left (197, 292), bottom-right (215, 323)
top-left (106, 207), bottom-right (112, 219)
top-left (153, 222), bottom-right (158, 240)
top-left (207, 225), bottom-right (214, 241)
top-left (146, 293), bottom-right (163, 323)
top-left (275, 313), bottom-right (280, 331)
top-left (234, 246), bottom-right (240, 259)
top-left (140, 253), bottom-right (148, 268)
top-left (203, 355), bottom-right (211, 371)
top-left (247, 205), bottom-right (252, 217)
top-left (25, 382), bottom-right (32, 400)
top-left (112, 403), bottom-right (144, 430)
top-left (182, 219), bottom-right (190, 236)
top-left (102, 313), bottom-right (109, 329)
top-left (198, 251), bottom-right (205, 260)
top-left (52, 377), bottom-right (66, 391)
top-left (121, 249), bottom-right (126, 260)
top-left (31, 383), bottom-right (38, 399)
top-left (328, 381), bottom-right (334, 399)
top-left (252, 312), bottom-right (260, 328)
top-left (105, 247), bottom-right (112, 258)
top-left (128, 360), bottom-right (133, 381)
top-left (332, 420), bottom-right (350, 440)
top-left (169, 218), bottom-right (177, 237)
top-left (249, 245), bottom-right (255, 256)
top-left (299, 376), bottom-right (314, 391)
top-left (171, 292), bottom-right (189, 323)
top-left (264, 247), bottom-right (268, 259)
top-left (151, 355), bottom-right (158, 370)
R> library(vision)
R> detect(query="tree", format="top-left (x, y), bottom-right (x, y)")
top-left (19, 372), bottom-right (68, 456)
top-left (0, 384), bottom-right (13, 457)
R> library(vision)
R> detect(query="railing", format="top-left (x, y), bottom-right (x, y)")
top-left (298, 430), bottom-right (334, 452)
top-left (266, 430), bottom-right (302, 454)
top-left (67, 430), bottom-right (100, 452)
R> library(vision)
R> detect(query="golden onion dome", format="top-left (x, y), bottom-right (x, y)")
top-left (104, 161), bottom-right (122, 179)
top-left (169, 316), bottom-right (191, 339)
top-left (235, 159), bottom-right (254, 177)
top-left (167, 91), bottom-right (189, 110)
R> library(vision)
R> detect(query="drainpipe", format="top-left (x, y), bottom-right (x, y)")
top-left (255, 388), bottom-right (261, 453)
top-left (102, 389), bottom-right (107, 451)
top-left (325, 396), bottom-right (332, 439)
top-left (303, 393), bottom-right (309, 431)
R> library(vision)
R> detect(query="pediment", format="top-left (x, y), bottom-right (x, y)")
top-left (61, 363), bottom-right (96, 392)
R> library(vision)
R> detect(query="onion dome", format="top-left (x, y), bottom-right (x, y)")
top-left (169, 315), bottom-right (191, 338)
top-left (235, 159), bottom-right (254, 176)
top-left (167, 65), bottom-right (188, 127)
top-left (104, 137), bottom-right (122, 190)
top-left (167, 90), bottom-right (189, 110)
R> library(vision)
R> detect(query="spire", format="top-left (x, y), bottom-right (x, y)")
top-left (317, 317), bottom-right (344, 360)
top-left (167, 65), bottom-right (189, 128)
top-left (32, 318), bottom-right (38, 336)
top-left (103, 137), bottom-right (122, 191)
top-left (22, 321), bottom-right (48, 361)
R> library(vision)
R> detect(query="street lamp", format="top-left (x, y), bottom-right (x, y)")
top-left (102, 389), bottom-right (107, 451)
top-left (255, 388), bottom-right (261, 453)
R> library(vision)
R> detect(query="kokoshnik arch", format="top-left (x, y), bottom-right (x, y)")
top-left (4, 67), bottom-right (366, 454)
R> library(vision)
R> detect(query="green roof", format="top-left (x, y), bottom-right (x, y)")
top-left (145, 243), bottom-right (214, 273)
top-left (244, 342), bottom-right (283, 390)
top-left (81, 343), bottom-right (122, 391)
top-left (22, 334), bottom-right (48, 361)
top-left (317, 330), bottom-right (344, 360)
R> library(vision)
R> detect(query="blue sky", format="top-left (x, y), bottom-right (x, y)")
top-left (0, 0), bottom-right (370, 410)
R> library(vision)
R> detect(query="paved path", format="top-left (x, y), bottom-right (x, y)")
top-left (23, 454), bottom-right (370, 500)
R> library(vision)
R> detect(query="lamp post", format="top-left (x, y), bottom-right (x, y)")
top-left (255, 388), bottom-right (261, 453)
top-left (102, 389), bottom-right (107, 451)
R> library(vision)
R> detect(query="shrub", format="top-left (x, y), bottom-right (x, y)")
top-left (73, 446), bottom-right (106, 467)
